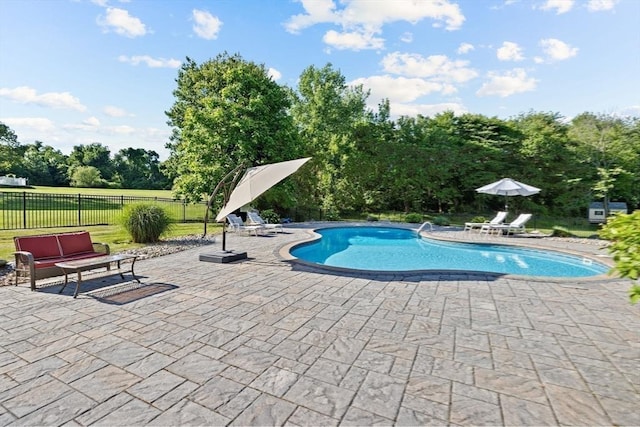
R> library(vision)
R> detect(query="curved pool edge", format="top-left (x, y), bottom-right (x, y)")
top-left (276, 223), bottom-right (619, 283)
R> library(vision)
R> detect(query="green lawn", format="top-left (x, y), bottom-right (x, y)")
top-left (0, 222), bottom-right (222, 263)
top-left (1, 185), bottom-right (176, 198)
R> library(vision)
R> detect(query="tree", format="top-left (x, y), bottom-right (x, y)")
top-left (290, 63), bottom-right (370, 215)
top-left (569, 113), bottom-right (639, 215)
top-left (165, 53), bottom-right (301, 208)
top-left (22, 141), bottom-right (69, 186)
top-left (0, 122), bottom-right (26, 177)
top-left (113, 148), bottom-right (167, 189)
top-left (70, 166), bottom-right (106, 188)
top-left (68, 143), bottom-right (114, 182)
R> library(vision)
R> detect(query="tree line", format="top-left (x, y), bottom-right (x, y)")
top-left (2, 52), bottom-right (639, 218)
top-left (0, 130), bottom-right (170, 190)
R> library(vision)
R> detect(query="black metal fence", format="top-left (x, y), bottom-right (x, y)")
top-left (0, 191), bottom-right (208, 230)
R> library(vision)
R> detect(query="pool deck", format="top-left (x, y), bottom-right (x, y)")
top-left (1, 223), bottom-right (638, 426)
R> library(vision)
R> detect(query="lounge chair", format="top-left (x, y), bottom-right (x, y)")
top-left (247, 211), bottom-right (283, 233)
top-left (226, 214), bottom-right (264, 236)
top-left (464, 211), bottom-right (507, 232)
top-left (480, 213), bottom-right (532, 235)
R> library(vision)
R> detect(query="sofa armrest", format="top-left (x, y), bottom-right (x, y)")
top-left (14, 251), bottom-right (36, 290)
top-left (92, 242), bottom-right (110, 255)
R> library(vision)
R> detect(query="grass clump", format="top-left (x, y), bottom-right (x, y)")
top-left (404, 213), bottom-right (423, 223)
top-left (551, 225), bottom-right (574, 237)
top-left (120, 203), bottom-right (172, 243)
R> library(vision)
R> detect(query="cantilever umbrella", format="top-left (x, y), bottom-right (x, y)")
top-left (475, 178), bottom-right (540, 211)
top-left (200, 157), bottom-right (311, 263)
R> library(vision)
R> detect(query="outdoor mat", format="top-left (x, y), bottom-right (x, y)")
top-left (85, 281), bottom-right (178, 305)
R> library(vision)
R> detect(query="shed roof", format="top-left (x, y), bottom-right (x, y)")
top-left (589, 202), bottom-right (628, 210)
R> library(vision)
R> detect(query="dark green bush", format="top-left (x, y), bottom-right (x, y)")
top-left (551, 226), bottom-right (574, 237)
top-left (404, 213), bottom-right (423, 223)
top-left (120, 203), bottom-right (171, 243)
top-left (470, 216), bottom-right (486, 223)
top-left (433, 216), bottom-right (450, 226)
top-left (259, 209), bottom-right (280, 224)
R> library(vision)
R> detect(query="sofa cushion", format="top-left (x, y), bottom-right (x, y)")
top-left (14, 235), bottom-right (62, 259)
top-left (33, 252), bottom-right (106, 269)
top-left (58, 232), bottom-right (94, 256)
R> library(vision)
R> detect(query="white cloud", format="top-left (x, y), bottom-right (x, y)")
top-left (0, 86), bottom-right (86, 111)
top-left (539, 38), bottom-right (578, 61)
top-left (97, 7), bottom-right (147, 38)
top-left (118, 55), bottom-right (181, 68)
top-left (192, 9), bottom-right (222, 40)
top-left (497, 41), bottom-right (524, 61)
top-left (587, 0), bottom-right (618, 12)
top-left (103, 106), bottom-right (130, 117)
top-left (457, 42), bottom-right (474, 54)
top-left (400, 32), bottom-right (413, 43)
top-left (381, 52), bottom-right (478, 83)
top-left (268, 68), bottom-right (282, 81)
top-left (0, 117), bottom-right (56, 133)
top-left (285, 0), bottom-right (465, 51)
top-left (351, 75), bottom-right (456, 103)
top-left (84, 117), bottom-right (100, 127)
top-left (323, 30), bottom-right (384, 50)
top-left (476, 68), bottom-right (538, 97)
top-left (540, 0), bottom-right (575, 14)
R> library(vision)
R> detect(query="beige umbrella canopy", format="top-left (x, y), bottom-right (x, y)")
top-left (215, 157), bottom-right (311, 222)
top-left (476, 177), bottom-right (540, 211)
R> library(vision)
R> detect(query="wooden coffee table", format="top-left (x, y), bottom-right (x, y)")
top-left (56, 254), bottom-right (139, 298)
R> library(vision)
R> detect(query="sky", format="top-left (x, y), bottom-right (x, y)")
top-left (1, 0), bottom-right (638, 161)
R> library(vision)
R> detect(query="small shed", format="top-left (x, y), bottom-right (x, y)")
top-left (588, 201), bottom-right (628, 223)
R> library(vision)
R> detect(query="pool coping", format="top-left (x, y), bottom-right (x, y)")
top-left (277, 222), bottom-right (618, 283)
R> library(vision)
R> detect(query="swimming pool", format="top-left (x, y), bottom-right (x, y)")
top-left (289, 226), bottom-right (609, 278)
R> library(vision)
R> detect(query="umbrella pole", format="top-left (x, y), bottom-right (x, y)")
top-left (222, 226), bottom-right (227, 252)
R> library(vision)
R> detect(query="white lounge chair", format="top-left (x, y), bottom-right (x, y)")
top-left (464, 211), bottom-right (507, 231)
top-left (226, 214), bottom-right (264, 236)
top-left (480, 213), bottom-right (532, 235)
top-left (247, 211), bottom-right (283, 233)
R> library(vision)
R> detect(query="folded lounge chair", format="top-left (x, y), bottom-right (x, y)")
top-left (226, 214), bottom-right (264, 236)
top-left (247, 211), bottom-right (283, 233)
top-left (480, 213), bottom-right (532, 235)
top-left (464, 211), bottom-right (507, 231)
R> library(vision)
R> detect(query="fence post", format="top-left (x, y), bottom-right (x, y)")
top-left (183, 200), bottom-right (186, 223)
top-left (23, 191), bottom-right (27, 228)
top-left (78, 194), bottom-right (81, 226)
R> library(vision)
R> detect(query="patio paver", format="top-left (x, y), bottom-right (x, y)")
top-left (0, 223), bottom-right (638, 426)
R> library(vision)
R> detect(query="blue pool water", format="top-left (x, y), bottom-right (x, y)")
top-left (290, 226), bottom-right (609, 278)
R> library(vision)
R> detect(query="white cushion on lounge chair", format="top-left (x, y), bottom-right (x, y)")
top-left (480, 213), bottom-right (532, 235)
top-left (247, 211), bottom-right (283, 233)
top-left (464, 211), bottom-right (507, 231)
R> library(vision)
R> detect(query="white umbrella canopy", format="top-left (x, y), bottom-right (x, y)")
top-left (215, 157), bottom-right (311, 222)
top-left (475, 177), bottom-right (540, 210)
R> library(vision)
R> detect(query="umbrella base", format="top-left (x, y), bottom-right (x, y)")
top-left (199, 251), bottom-right (248, 263)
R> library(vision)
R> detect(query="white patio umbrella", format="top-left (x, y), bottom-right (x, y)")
top-left (215, 157), bottom-right (311, 222)
top-left (475, 177), bottom-right (540, 211)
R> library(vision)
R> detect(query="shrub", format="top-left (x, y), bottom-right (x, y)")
top-left (599, 211), bottom-right (640, 304)
top-left (259, 209), bottom-right (280, 224)
top-left (404, 213), bottom-right (423, 223)
top-left (470, 216), bottom-right (486, 224)
top-left (551, 226), bottom-right (574, 237)
top-left (120, 203), bottom-right (171, 243)
top-left (366, 215), bottom-right (378, 222)
top-left (432, 216), bottom-right (450, 226)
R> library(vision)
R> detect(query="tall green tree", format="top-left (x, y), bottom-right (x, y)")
top-left (113, 148), bottom-right (167, 189)
top-left (290, 63), bottom-right (370, 215)
top-left (68, 143), bottom-right (114, 182)
top-left (0, 122), bottom-right (26, 177)
top-left (569, 113), bottom-right (640, 214)
top-left (165, 53), bottom-right (301, 208)
top-left (22, 141), bottom-right (69, 186)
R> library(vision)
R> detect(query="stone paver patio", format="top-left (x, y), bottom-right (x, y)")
top-left (1, 223), bottom-right (638, 426)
